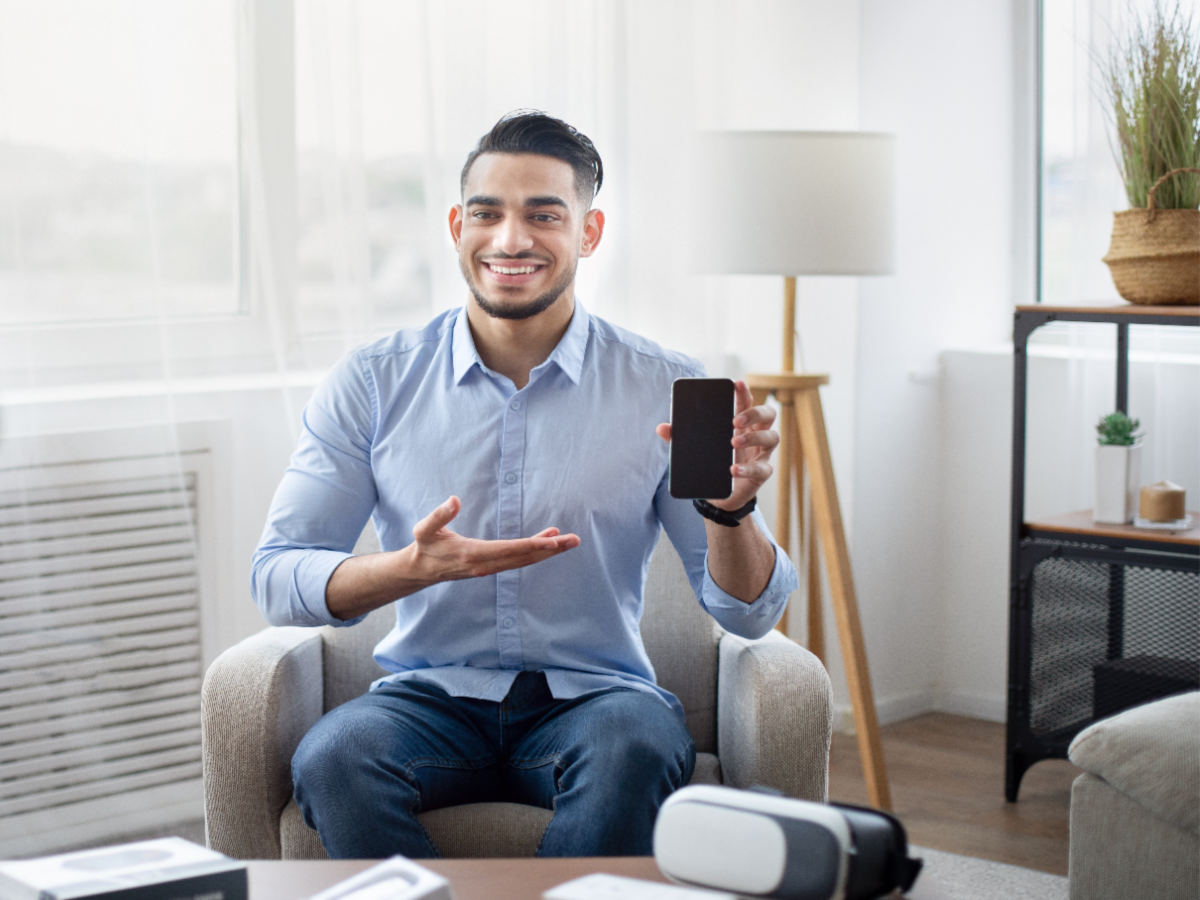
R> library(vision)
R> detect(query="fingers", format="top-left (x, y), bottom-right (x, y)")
top-left (734, 428), bottom-right (780, 453)
top-left (734, 380), bottom-right (753, 415)
top-left (732, 460), bottom-right (774, 483)
top-left (734, 402), bottom-right (777, 432)
top-left (656, 423), bottom-right (671, 442)
top-left (413, 495), bottom-right (460, 541)
top-left (462, 533), bottom-right (581, 577)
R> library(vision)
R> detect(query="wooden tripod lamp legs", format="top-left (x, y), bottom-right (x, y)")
top-left (794, 387), bottom-right (891, 812)
top-left (747, 373), bottom-right (892, 812)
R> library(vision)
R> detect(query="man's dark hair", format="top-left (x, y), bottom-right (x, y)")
top-left (460, 110), bottom-right (603, 204)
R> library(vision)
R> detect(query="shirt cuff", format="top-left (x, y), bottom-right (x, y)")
top-left (291, 549), bottom-right (367, 627)
top-left (699, 540), bottom-right (798, 637)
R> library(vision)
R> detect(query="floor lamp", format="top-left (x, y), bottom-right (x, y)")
top-left (696, 131), bottom-right (897, 810)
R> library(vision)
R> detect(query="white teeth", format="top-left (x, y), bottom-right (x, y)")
top-left (488, 264), bottom-right (539, 275)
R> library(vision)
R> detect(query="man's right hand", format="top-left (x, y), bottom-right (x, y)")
top-left (326, 496), bottom-right (580, 621)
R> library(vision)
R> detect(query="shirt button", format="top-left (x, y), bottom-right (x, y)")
top-left (510, 399), bottom-right (521, 410)
top-left (505, 473), bottom-right (517, 484)
top-left (502, 617), bottom-right (514, 628)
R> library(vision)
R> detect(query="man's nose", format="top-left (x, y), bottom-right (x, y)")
top-left (493, 216), bottom-right (534, 255)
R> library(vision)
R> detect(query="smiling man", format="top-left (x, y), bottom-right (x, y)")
top-left (251, 111), bottom-right (798, 859)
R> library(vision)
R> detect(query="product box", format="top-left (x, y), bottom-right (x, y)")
top-left (0, 838), bottom-right (246, 900)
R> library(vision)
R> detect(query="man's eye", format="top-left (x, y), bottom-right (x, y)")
top-left (532, 214), bottom-right (557, 222)
top-left (472, 211), bottom-right (497, 219)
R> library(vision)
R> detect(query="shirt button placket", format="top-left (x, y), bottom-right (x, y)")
top-left (496, 391), bottom-right (527, 668)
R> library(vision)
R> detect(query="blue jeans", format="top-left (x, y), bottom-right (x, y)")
top-left (291, 671), bottom-right (696, 858)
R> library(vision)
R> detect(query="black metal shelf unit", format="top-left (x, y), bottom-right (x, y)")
top-left (1006, 305), bottom-right (1200, 802)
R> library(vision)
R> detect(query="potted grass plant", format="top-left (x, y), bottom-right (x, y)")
top-left (1100, 2), bottom-right (1200, 305)
top-left (1094, 411), bottom-right (1144, 524)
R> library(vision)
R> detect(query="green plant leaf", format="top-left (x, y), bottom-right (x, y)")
top-left (1096, 411), bottom-right (1143, 446)
top-left (1101, 2), bottom-right (1200, 209)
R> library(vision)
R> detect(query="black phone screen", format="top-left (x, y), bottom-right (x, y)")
top-left (669, 377), bottom-right (735, 499)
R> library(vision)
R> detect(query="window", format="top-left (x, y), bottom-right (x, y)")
top-left (0, 1), bottom-right (238, 326)
top-left (293, 0), bottom-right (433, 340)
top-left (1039, 0), bottom-right (1198, 306)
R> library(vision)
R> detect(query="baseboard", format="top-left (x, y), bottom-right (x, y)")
top-left (934, 690), bottom-right (1006, 723)
top-left (833, 689), bottom-right (1006, 733)
top-left (833, 690), bottom-right (937, 733)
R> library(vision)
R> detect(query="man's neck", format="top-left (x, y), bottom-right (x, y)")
top-left (465, 293), bottom-right (575, 390)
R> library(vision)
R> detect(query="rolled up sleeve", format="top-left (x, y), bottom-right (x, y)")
top-left (250, 353), bottom-right (378, 628)
top-left (657, 477), bottom-right (797, 640)
top-left (696, 512), bottom-right (796, 639)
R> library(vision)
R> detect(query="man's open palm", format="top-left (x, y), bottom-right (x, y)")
top-left (408, 496), bottom-right (580, 584)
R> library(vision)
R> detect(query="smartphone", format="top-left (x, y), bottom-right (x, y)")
top-left (669, 377), bottom-right (735, 499)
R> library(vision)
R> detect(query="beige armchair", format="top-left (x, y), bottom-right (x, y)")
top-left (201, 535), bottom-right (833, 859)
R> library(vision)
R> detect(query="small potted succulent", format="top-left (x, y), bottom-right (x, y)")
top-left (1094, 412), bottom-right (1144, 524)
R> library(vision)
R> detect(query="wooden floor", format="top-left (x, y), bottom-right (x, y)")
top-left (828, 712), bottom-right (1081, 876)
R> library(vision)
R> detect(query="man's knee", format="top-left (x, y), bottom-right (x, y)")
top-left (571, 692), bottom-right (696, 785)
top-left (292, 701), bottom-right (399, 804)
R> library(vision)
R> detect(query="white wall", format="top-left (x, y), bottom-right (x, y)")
top-left (844, 0), bottom-right (1029, 725)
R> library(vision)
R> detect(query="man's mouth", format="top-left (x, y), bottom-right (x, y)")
top-left (487, 262), bottom-right (544, 273)
top-left (484, 261), bottom-right (545, 276)
top-left (481, 260), bottom-right (549, 286)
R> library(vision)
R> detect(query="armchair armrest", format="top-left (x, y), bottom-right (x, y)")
top-left (202, 627), bottom-right (325, 859)
top-left (717, 630), bottom-right (832, 802)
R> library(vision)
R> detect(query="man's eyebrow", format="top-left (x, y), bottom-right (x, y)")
top-left (463, 194), bottom-right (569, 209)
top-left (524, 195), bottom-right (568, 209)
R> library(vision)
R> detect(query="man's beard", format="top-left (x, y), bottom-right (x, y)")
top-left (461, 255), bottom-right (577, 321)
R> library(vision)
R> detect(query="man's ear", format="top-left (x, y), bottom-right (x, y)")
top-left (448, 205), bottom-right (464, 250)
top-left (579, 208), bottom-right (605, 258)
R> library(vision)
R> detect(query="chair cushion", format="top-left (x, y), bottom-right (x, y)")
top-left (281, 799), bottom-right (328, 859)
top-left (1068, 691), bottom-right (1199, 835)
top-left (641, 536), bottom-right (721, 752)
top-left (320, 606), bottom-right (393, 712)
top-left (420, 803), bottom-right (553, 858)
top-left (690, 751), bottom-right (722, 786)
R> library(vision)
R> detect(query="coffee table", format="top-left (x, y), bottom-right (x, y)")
top-left (246, 857), bottom-right (949, 900)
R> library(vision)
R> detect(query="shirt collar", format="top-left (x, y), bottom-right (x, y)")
top-left (451, 300), bottom-right (590, 386)
top-left (451, 307), bottom-right (481, 384)
top-left (545, 298), bottom-right (588, 385)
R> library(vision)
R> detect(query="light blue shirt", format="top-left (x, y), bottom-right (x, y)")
top-left (251, 302), bottom-right (797, 714)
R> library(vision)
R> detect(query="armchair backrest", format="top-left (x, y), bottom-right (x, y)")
top-left (317, 533), bottom-right (722, 752)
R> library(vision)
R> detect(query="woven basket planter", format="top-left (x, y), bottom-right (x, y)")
top-left (1102, 168), bottom-right (1200, 306)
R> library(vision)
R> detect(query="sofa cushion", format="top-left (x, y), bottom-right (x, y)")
top-left (1068, 691), bottom-right (1199, 835)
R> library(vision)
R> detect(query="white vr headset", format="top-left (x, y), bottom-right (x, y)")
top-left (653, 786), bottom-right (923, 900)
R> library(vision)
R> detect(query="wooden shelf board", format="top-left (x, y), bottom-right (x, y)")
top-left (1026, 509), bottom-right (1200, 546)
top-left (1016, 304), bottom-right (1200, 318)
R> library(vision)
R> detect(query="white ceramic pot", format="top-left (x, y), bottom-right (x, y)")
top-left (1094, 443), bottom-right (1143, 524)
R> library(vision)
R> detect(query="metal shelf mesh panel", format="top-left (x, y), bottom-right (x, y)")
top-left (1028, 541), bottom-right (1199, 740)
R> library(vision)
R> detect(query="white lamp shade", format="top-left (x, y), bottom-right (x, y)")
top-left (693, 131), bottom-right (897, 276)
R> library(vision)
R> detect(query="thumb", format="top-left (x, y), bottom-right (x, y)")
top-left (413, 496), bottom-right (460, 541)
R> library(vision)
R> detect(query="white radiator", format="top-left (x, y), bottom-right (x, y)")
top-left (0, 423), bottom-right (225, 855)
